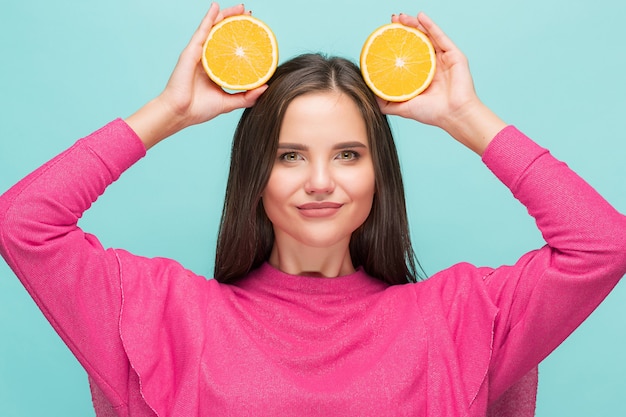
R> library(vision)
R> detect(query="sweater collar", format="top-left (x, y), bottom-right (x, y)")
top-left (235, 262), bottom-right (388, 298)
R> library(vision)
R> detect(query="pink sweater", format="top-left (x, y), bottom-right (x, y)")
top-left (1, 119), bottom-right (625, 417)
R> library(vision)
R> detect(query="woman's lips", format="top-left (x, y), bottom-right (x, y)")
top-left (297, 202), bottom-right (343, 218)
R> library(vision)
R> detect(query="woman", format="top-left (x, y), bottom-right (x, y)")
top-left (214, 52), bottom-right (419, 285)
top-left (1, 3), bottom-right (625, 416)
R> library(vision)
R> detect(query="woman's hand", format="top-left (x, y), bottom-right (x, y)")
top-left (126, 3), bottom-right (267, 149)
top-left (378, 13), bottom-right (506, 155)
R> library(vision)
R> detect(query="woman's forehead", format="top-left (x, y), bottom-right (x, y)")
top-left (278, 93), bottom-right (368, 146)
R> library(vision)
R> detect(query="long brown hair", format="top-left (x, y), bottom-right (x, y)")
top-left (214, 53), bottom-right (422, 285)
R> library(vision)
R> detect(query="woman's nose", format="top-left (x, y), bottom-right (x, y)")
top-left (304, 162), bottom-right (335, 194)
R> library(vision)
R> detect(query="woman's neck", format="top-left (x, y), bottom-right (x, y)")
top-left (268, 236), bottom-right (355, 278)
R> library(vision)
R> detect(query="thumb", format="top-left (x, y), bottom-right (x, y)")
top-left (378, 97), bottom-right (413, 119)
top-left (221, 85), bottom-right (269, 113)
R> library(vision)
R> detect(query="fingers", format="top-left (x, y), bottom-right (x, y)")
top-left (376, 97), bottom-right (392, 114)
top-left (189, 3), bottom-right (221, 49)
top-left (392, 12), bottom-right (458, 54)
top-left (188, 3), bottom-right (246, 51)
top-left (178, 3), bottom-right (248, 73)
top-left (221, 84), bottom-right (269, 114)
top-left (215, 3), bottom-right (247, 24)
top-left (393, 13), bottom-right (427, 34)
top-left (414, 12), bottom-right (458, 53)
top-left (377, 96), bottom-right (411, 119)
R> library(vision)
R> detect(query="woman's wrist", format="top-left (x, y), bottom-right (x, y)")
top-left (124, 96), bottom-right (189, 150)
top-left (441, 100), bottom-right (507, 156)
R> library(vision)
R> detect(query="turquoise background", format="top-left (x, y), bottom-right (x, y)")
top-left (1, 0), bottom-right (624, 415)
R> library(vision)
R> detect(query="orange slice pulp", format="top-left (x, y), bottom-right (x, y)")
top-left (202, 15), bottom-right (278, 90)
top-left (360, 23), bottom-right (436, 102)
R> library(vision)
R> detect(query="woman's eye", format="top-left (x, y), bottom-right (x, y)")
top-left (279, 152), bottom-right (301, 162)
top-left (337, 151), bottom-right (359, 160)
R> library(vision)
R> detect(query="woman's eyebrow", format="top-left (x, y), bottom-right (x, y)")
top-left (277, 141), bottom-right (368, 150)
top-left (277, 143), bottom-right (308, 150)
top-left (333, 141), bottom-right (367, 150)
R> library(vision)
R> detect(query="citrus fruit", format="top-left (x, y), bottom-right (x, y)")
top-left (202, 15), bottom-right (278, 90)
top-left (360, 23), bottom-right (436, 102)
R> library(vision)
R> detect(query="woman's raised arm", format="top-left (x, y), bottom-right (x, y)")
top-left (0, 2), bottom-right (262, 410)
top-left (381, 10), bottom-right (626, 407)
top-left (379, 12), bottom-right (506, 155)
top-left (125, 2), bottom-right (267, 149)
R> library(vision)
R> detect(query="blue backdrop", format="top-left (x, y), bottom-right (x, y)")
top-left (1, 0), bottom-right (624, 415)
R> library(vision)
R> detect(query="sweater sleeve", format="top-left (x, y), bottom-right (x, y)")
top-left (480, 126), bottom-right (626, 401)
top-left (0, 119), bottom-right (147, 409)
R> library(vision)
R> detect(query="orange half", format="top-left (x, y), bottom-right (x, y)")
top-left (360, 23), bottom-right (436, 102)
top-left (202, 15), bottom-right (278, 90)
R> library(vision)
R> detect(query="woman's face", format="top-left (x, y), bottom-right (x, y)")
top-left (262, 92), bottom-right (376, 250)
